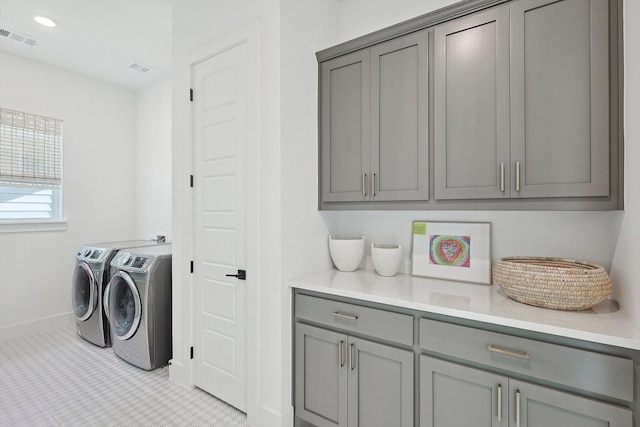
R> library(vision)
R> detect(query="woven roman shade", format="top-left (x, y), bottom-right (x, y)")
top-left (0, 107), bottom-right (63, 188)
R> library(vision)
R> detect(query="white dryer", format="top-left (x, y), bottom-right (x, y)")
top-left (72, 240), bottom-right (162, 347)
top-left (108, 244), bottom-right (172, 370)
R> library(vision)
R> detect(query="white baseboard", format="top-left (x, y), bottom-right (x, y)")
top-left (0, 312), bottom-right (74, 342)
top-left (255, 404), bottom-right (293, 427)
top-left (168, 359), bottom-right (192, 387)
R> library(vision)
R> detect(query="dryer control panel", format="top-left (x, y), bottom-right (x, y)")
top-left (112, 251), bottom-right (154, 272)
top-left (121, 254), bottom-right (147, 268)
top-left (131, 257), bottom-right (147, 268)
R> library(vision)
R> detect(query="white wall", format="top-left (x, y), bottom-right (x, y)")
top-left (280, 0), bottom-right (341, 421)
top-left (334, 211), bottom-right (620, 272)
top-left (136, 78), bottom-right (172, 242)
top-left (610, 0), bottom-right (640, 327)
top-left (0, 52), bottom-right (137, 331)
top-left (336, 0), bottom-right (457, 43)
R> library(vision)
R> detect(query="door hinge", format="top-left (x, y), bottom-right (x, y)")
top-left (190, 346), bottom-right (194, 359)
top-left (190, 88), bottom-right (194, 102)
top-left (190, 174), bottom-right (194, 188)
top-left (190, 260), bottom-right (194, 273)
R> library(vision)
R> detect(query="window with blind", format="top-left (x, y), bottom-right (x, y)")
top-left (0, 107), bottom-right (63, 221)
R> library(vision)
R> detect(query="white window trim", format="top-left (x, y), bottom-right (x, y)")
top-left (0, 220), bottom-right (67, 233)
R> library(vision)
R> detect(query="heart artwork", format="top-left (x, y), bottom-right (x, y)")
top-left (429, 235), bottom-right (471, 267)
top-left (440, 241), bottom-right (461, 261)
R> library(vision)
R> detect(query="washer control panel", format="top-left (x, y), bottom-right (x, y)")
top-left (76, 246), bottom-right (106, 263)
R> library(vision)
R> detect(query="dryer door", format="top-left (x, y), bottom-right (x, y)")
top-left (108, 271), bottom-right (141, 341)
top-left (103, 281), bottom-right (112, 321)
top-left (72, 262), bottom-right (97, 321)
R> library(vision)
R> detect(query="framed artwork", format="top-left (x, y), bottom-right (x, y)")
top-left (411, 221), bottom-right (492, 285)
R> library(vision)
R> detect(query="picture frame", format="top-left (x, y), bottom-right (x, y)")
top-left (411, 221), bottom-right (492, 285)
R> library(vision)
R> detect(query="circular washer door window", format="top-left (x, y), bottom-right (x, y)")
top-left (72, 262), bottom-right (97, 321)
top-left (109, 272), bottom-right (141, 340)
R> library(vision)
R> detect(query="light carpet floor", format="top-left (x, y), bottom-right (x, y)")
top-left (0, 323), bottom-right (250, 427)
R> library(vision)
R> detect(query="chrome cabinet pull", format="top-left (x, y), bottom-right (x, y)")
top-left (500, 163), bottom-right (505, 192)
top-left (497, 384), bottom-right (502, 421)
top-left (333, 311), bottom-right (359, 321)
top-left (362, 173), bottom-right (367, 197)
top-left (488, 344), bottom-right (530, 360)
top-left (516, 161), bottom-right (521, 192)
top-left (516, 389), bottom-right (521, 427)
top-left (339, 340), bottom-right (344, 367)
top-left (349, 343), bottom-right (355, 371)
top-left (371, 173), bottom-right (376, 197)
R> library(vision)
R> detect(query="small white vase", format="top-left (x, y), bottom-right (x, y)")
top-left (328, 235), bottom-right (365, 272)
top-left (371, 243), bottom-right (402, 277)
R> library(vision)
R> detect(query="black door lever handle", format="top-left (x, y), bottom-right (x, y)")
top-left (226, 270), bottom-right (246, 280)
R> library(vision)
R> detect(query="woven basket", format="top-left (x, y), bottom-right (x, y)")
top-left (493, 257), bottom-right (612, 311)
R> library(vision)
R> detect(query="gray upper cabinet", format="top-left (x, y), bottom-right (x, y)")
top-left (510, 0), bottom-right (610, 198)
top-left (435, 0), bottom-right (610, 200)
top-left (321, 50), bottom-right (370, 203)
top-left (320, 30), bottom-right (429, 204)
top-left (434, 6), bottom-right (510, 200)
top-left (370, 31), bottom-right (429, 202)
top-left (317, 0), bottom-right (621, 209)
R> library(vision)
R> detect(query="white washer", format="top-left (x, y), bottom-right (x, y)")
top-left (108, 244), bottom-right (172, 370)
top-left (71, 240), bottom-right (162, 347)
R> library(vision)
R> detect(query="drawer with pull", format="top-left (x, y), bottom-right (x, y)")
top-left (420, 318), bottom-right (634, 401)
top-left (295, 294), bottom-right (413, 346)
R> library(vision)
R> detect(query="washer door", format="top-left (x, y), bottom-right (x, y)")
top-left (72, 262), bottom-right (97, 321)
top-left (108, 271), bottom-right (141, 341)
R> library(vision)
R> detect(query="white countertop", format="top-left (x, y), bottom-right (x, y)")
top-left (290, 268), bottom-right (640, 351)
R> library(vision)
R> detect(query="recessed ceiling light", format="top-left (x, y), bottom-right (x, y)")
top-left (34, 16), bottom-right (57, 28)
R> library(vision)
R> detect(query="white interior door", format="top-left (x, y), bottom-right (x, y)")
top-left (192, 41), bottom-right (247, 412)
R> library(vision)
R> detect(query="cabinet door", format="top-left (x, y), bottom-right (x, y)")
top-left (321, 50), bottom-right (371, 202)
top-left (433, 6), bottom-right (510, 200)
top-left (421, 355), bottom-right (508, 427)
top-left (510, 0), bottom-right (609, 198)
top-left (509, 379), bottom-right (632, 427)
top-left (348, 337), bottom-right (414, 427)
top-left (370, 30), bottom-right (429, 201)
top-left (295, 324), bottom-right (348, 427)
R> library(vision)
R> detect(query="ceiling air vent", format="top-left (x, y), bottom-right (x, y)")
top-left (0, 28), bottom-right (38, 47)
top-left (128, 61), bottom-right (154, 74)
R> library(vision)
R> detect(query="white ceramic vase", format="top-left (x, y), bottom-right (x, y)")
top-left (328, 235), bottom-right (365, 272)
top-left (371, 243), bottom-right (402, 277)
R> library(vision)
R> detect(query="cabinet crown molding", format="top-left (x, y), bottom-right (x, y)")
top-left (316, 0), bottom-right (509, 62)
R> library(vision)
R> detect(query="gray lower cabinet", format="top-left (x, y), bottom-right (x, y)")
top-left (295, 323), bottom-right (414, 427)
top-left (421, 355), bottom-right (631, 427)
top-left (293, 291), bottom-right (637, 426)
top-left (320, 30), bottom-right (428, 204)
top-left (512, 379), bottom-right (631, 427)
top-left (420, 318), bottom-right (633, 426)
top-left (435, 0), bottom-right (610, 200)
